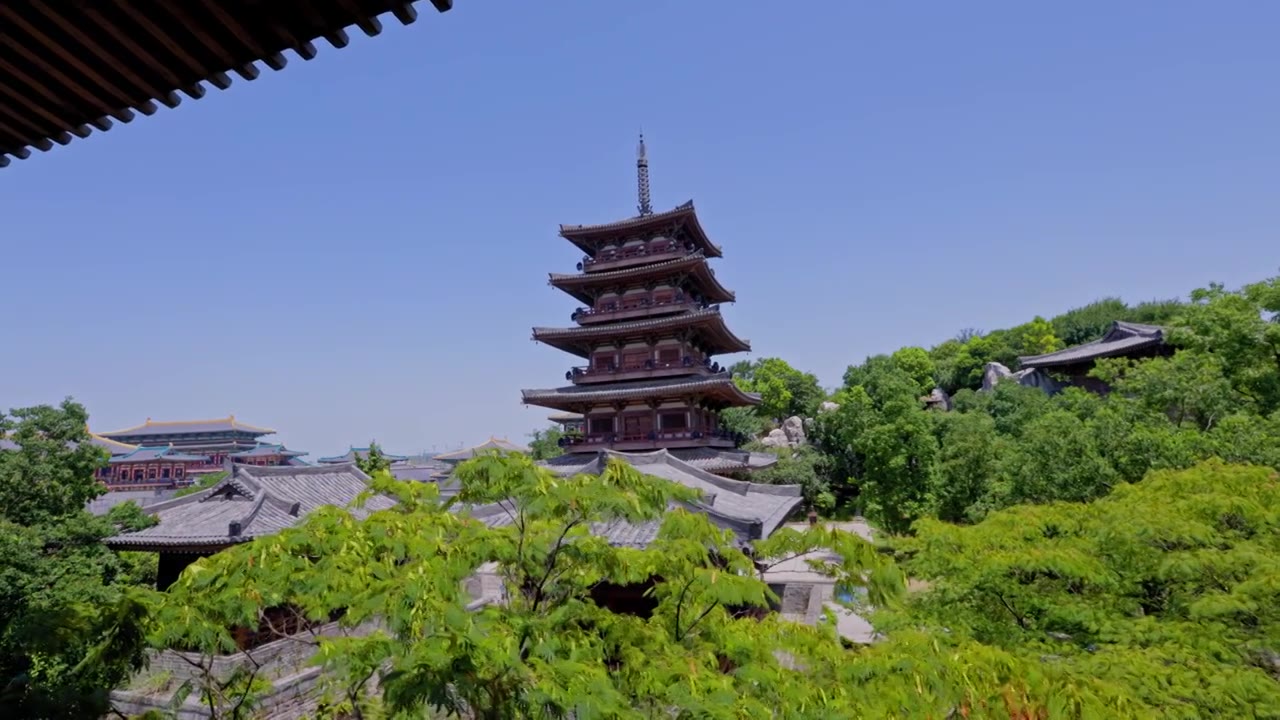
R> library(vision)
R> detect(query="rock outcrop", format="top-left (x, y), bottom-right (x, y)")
top-left (761, 415), bottom-right (808, 448)
top-left (981, 362), bottom-right (1062, 394)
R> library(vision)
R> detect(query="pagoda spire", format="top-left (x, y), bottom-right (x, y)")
top-left (636, 132), bottom-right (653, 216)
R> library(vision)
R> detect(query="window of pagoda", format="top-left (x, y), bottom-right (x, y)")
top-left (587, 415), bottom-right (615, 436)
top-left (161, 466), bottom-right (171, 479)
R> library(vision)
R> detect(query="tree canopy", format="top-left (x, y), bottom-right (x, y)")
top-left (0, 400), bottom-right (153, 718)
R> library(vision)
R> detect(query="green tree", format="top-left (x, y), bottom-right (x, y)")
top-left (527, 425), bottom-right (565, 461)
top-left (892, 461), bottom-right (1280, 717)
top-left (1170, 277), bottom-right (1280, 415)
top-left (715, 406), bottom-right (768, 444)
top-left (1006, 315), bottom-right (1063, 358)
top-left (730, 357), bottom-right (824, 421)
top-left (1049, 297), bottom-right (1131, 346)
top-left (356, 441), bottom-right (392, 475)
top-left (740, 442), bottom-right (835, 513)
top-left (147, 453), bottom-right (1094, 718)
top-left (889, 346), bottom-right (936, 396)
top-left (930, 411), bottom-right (1005, 523)
top-left (814, 364), bottom-right (939, 531)
top-left (0, 400), bottom-right (152, 718)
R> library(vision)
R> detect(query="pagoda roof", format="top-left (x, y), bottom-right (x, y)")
top-left (98, 415), bottom-right (275, 438)
top-left (471, 449), bottom-right (802, 546)
top-left (548, 252), bottom-right (735, 305)
top-left (547, 412), bottom-right (583, 422)
top-left (521, 373), bottom-right (761, 412)
top-left (1019, 322), bottom-right (1166, 370)
top-left (87, 432), bottom-right (138, 455)
top-left (544, 447), bottom-right (778, 475)
top-left (105, 462), bottom-right (393, 551)
top-left (532, 307), bottom-right (751, 358)
top-left (316, 447), bottom-right (410, 464)
top-left (435, 437), bottom-right (530, 463)
top-left (108, 446), bottom-right (210, 464)
top-left (230, 443), bottom-right (308, 459)
top-left (559, 202), bottom-right (722, 259)
top-left (0, 1), bottom-right (454, 168)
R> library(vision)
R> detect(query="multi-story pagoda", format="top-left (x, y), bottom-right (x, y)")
top-left (522, 137), bottom-right (761, 459)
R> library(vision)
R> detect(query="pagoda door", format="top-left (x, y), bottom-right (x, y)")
top-left (623, 413), bottom-right (653, 440)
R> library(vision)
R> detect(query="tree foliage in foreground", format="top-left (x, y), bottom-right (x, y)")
top-left (889, 461), bottom-right (1280, 718)
top-left (141, 452), bottom-right (1134, 718)
top-left (0, 400), bottom-right (154, 718)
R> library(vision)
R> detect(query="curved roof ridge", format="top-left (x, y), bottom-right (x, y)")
top-left (548, 251), bottom-right (706, 283)
top-left (99, 415), bottom-right (276, 436)
top-left (558, 201), bottom-right (695, 234)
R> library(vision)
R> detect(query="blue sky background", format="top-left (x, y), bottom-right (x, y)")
top-left (2, 1), bottom-right (1277, 457)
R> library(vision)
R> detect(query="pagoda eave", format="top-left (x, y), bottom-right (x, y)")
top-left (521, 374), bottom-right (761, 413)
top-left (558, 201), bottom-right (723, 259)
top-left (549, 253), bottom-right (735, 306)
top-left (531, 308), bottom-right (751, 359)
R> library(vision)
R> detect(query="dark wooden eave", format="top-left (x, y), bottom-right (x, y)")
top-left (0, 0), bottom-right (453, 168)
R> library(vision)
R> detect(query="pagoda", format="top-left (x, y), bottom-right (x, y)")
top-left (521, 137), bottom-right (762, 459)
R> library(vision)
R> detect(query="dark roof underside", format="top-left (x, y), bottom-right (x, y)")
top-left (0, 0), bottom-right (453, 167)
top-left (558, 202), bottom-right (723, 259)
top-left (521, 373), bottom-right (762, 412)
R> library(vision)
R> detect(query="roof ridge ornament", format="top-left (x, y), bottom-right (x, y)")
top-left (636, 132), bottom-right (652, 217)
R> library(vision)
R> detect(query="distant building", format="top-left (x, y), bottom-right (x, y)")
top-left (97, 416), bottom-right (284, 467)
top-left (434, 437), bottom-right (529, 466)
top-left (316, 447), bottom-right (410, 465)
top-left (105, 446), bottom-right (209, 488)
top-left (106, 462), bottom-right (390, 591)
top-left (1019, 321), bottom-right (1171, 393)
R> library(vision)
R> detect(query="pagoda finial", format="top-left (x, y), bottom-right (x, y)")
top-left (636, 132), bottom-right (653, 216)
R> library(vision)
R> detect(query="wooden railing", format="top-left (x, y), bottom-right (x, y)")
top-left (567, 356), bottom-right (723, 381)
top-left (572, 294), bottom-right (705, 322)
top-left (559, 428), bottom-right (743, 448)
top-left (580, 240), bottom-right (685, 269)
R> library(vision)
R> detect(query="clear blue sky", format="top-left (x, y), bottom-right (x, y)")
top-left (2, 1), bottom-right (1277, 457)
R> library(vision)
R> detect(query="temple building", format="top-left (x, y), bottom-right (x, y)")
top-left (521, 135), bottom-right (767, 475)
top-left (96, 416), bottom-right (304, 471)
top-left (106, 462), bottom-right (390, 591)
top-left (1018, 321), bottom-right (1171, 394)
top-left (434, 437), bottom-right (529, 466)
top-left (546, 412), bottom-right (585, 434)
top-left (317, 447), bottom-right (410, 465)
top-left (105, 446), bottom-right (210, 488)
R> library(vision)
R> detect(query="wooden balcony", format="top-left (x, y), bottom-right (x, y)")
top-left (559, 429), bottom-right (742, 453)
top-left (567, 357), bottom-right (726, 385)
top-left (580, 241), bottom-right (688, 273)
top-left (572, 295), bottom-right (703, 325)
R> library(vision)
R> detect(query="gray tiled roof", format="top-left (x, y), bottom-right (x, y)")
top-left (105, 462), bottom-right (394, 549)
top-left (108, 446), bottom-right (210, 464)
top-left (316, 447), bottom-right (409, 464)
top-left (435, 437), bottom-right (530, 463)
top-left (670, 447), bottom-right (780, 473)
top-left (230, 443), bottom-right (307, 459)
top-left (391, 460), bottom-right (452, 482)
top-left (98, 416), bottom-right (274, 438)
top-left (522, 373), bottom-right (761, 406)
top-left (490, 449), bottom-right (803, 547)
top-left (1019, 321), bottom-right (1166, 369)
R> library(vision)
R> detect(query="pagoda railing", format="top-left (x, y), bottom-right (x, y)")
top-left (572, 294), bottom-right (707, 324)
top-left (568, 356), bottom-right (722, 384)
top-left (558, 428), bottom-right (743, 450)
top-left (579, 240), bottom-right (688, 272)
